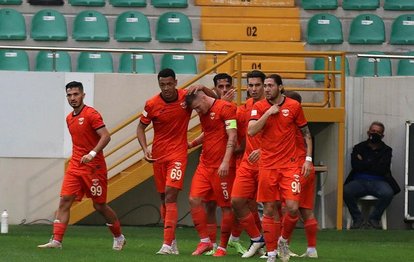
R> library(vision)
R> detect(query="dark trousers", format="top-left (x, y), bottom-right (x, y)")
top-left (343, 179), bottom-right (394, 222)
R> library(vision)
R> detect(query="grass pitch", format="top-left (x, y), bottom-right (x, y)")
top-left (0, 225), bottom-right (413, 261)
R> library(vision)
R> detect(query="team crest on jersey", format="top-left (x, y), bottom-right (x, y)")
top-left (210, 112), bottom-right (216, 120)
top-left (282, 109), bottom-right (290, 117)
top-left (180, 101), bottom-right (187, 109)
top-left (78, 117), bottom-right (84, 125)
top-left (92, 179), bottom-right (100, 186)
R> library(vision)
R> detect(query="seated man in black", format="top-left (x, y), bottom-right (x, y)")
top-left (344, 121), bottom-right (399, 229)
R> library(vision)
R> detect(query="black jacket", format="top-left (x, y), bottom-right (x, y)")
top-left (345, 140), bottom-right (400, 195)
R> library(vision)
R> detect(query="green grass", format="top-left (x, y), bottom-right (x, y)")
top-left (0, 225), bottom-right (413, 261)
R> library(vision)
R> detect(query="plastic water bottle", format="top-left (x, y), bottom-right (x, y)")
top-left (1, 210), bottom-right (8, 234)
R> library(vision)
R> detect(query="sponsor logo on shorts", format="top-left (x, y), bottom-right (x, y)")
top-left (92, 178), bottom-right (100, 186)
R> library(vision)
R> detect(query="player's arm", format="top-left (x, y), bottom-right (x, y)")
top-left (80, 126), bottom-right (111, 164)
top-left (188, 132), bottom-right (204, 149)
top-left (234, 138), bottom-right (245, 156)
top-left (248, 104), bottom-right (279, 136)
top-left (218, 120), bottom-right (237, 178)
top-left (187, 84), bottom-right (218, 98)
top-left (301, 125), bottom-right (313, 177)
top-left (136, 121), bottom-right (156, 162)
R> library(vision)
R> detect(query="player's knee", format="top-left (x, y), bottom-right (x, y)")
top-left (231, 197), bottom-right (247, 210)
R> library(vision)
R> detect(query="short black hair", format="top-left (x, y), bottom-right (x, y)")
top-left (213, 73), bottom-right (232, 87)
top-left (246, 70), bottom-right (266, 83)
top-left (284, 90), bottom-right (302, 103)
top-left (66, 81), bottom-right (84, 92)
top-left (370, 121), bottom-right (385, 133)
top-left (158, 68), bottom-right (176, 80)
top-left (185, 92), bottom-right (198, 107)
top-left (266, 74), bottom-right (283, 86)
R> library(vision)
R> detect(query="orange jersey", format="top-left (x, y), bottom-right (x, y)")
top-left (250, 96), bottom-right (308, 169)
top-left (66, 105), bottom-right (106, 171)
top-left (140, 89), bottom-right (192, 162)
top-left (199, 99), bottom-right (237, 168)
top-left (241, 98), bottom-right (261, 170)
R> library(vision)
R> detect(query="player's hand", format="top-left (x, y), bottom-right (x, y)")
top-left (188, 141), bottom-right (193, 149)
top-left (301, 160), bottom-right (313, 177)
top-left (218, 161), bottom-right (230, 178)
top-left (144, 149), bottom-right (157, 163)
top-left (248, 149), bottom-right (260, 163)
top-left (221, 89), bottom-right (235, 102)
top-left (187, 84), bottom-right (205, 95)
top-left (266, 104), bottom-right (279, 115)
top-left (80, 153), bottom-right (94, 164)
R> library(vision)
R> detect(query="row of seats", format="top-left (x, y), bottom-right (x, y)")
top-left (0, 50), bottom-right (198, 73)
top-left (0, 0), bottom-right (188, 7)
top-left (0, 9), bottom-right (193, 42)
top-left (302, 0), bottom-right (414, 11)
top-left (307, 13), bottom-right (414, 44)
top-left (313, 51), bottom-right (414, 81)
top-left (2, 49), bottom-right (412, 77)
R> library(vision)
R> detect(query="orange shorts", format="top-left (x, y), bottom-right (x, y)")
top-left (257, 167), bottom-right (302, 203)
top-left (299, 166), bottom-right (316, 209)
top-left (61, 165), bottom-right (107, 204)
top-left (190, 163), bottom-right (235, 207)
top-left (231, 162), bottom-right (259, 199)
top-left (153, 158), bottom-right (187, 193)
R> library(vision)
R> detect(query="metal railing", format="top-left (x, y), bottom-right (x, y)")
top-left (357, 53), bottom-right (414, 77)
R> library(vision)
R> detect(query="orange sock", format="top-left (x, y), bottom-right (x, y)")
top-left (281, 213), bottom-right (299, 240)
top-left (304, 218), bottom-right (318, 247)
top-left (219, 211), bottom-right (234, 248)
top-left (107, 220), bottom-right (122, 237)
top-left (207, 223), bottom-right (217, 243)
top-left (231, 218), bottom-right (243, 238)
top-left (191, 206), bottom-right (209, 239)
top-left (262, 215), bottom-right (278, 252)
top-left (164, 202), bottom-right (178, 246)
top-left (240, 212), bottom-right (261, 239)
top-left (53, 222), bottom-right (67, 242)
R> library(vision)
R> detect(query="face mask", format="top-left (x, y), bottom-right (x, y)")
top-left (369, 133), bottom-right (382, 144)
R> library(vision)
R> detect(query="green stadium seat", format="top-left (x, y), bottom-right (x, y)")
top-left (384, 0), bottom-right (414, 11)
top-left (30, 9), bottom-right (67, 41)
top-left (119, 52), bottom-right (155, 73)
top-left (160, 52), bottom-right (197, 74)
top-left (307, 13), bottom-right (343, 44)
top-left (0, 0), bottom-right (22, 4)
top-left (348, 14), bottom-right (385, 44)
top-left (390, 15), bottom-right (414, 45)
top-left (151, 0), bottom-right (188, 8)
top-left (35, 51), bottom-right (71, 72)
top-left (156, 12), bottom-right (192, 43)
top-left (0, 9), bottom-right (26, 40)
top-left (110, 0), bottom-right (146, 7)
top-left (342, 0), bottom-right (379, 10)
top-left (0, 50), bottom-right (29, 71)
top-left (313, 56), bottom-right (350, 82)
top-left (69, 0), bottom-right (105, 6)
top-left (355, 51), bottom-right (392, 77)
top-left (301, 0), bottom-right (337, 10)
top-left (77, 52), bottom-right (113, 73)
top-left (115, 11), bottom-right (151, 42)
top-left (397, 51), bottom-right (414, 76)
top-left (73, 10), bottom-right (109, 41)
